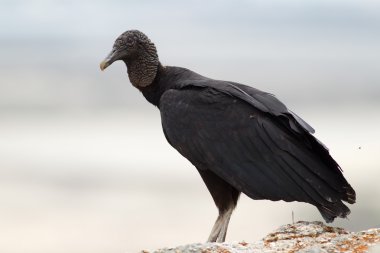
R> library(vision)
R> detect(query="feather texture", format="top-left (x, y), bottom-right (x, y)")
top-left (158, 75), bottom-right (355, 222)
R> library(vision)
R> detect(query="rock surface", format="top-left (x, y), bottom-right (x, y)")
top-left (142, 221), bottom-right (380, 253)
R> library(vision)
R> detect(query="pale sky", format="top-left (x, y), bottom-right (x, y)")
top-left (1, 0), bottom-right (379, 110)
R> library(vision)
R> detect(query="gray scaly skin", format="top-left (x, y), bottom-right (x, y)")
top-left (101, 30), bottom-right (159, 88)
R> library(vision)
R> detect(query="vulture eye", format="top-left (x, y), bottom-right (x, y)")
top-left (114, 39), bottom-right (126, 50)
top-left (126, 37), bottom-right (135, 47)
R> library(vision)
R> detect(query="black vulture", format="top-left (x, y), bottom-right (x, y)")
top-left (100, 30), bottom-right (356, 242)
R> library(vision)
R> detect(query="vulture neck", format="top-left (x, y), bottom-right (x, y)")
top-left (125, 51), bottom-right (159, 88)
top-left (138, 63), bottom-right (169, 107)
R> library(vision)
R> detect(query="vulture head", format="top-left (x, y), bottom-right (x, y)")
top-left (100, 30), bottom-right (159, 88)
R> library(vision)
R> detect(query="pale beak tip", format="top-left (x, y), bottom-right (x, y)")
top-left (99, 60), bottom-right (109, 71)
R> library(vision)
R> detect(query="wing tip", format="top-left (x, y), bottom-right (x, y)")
top-left (317, 201), bottom-right (351, 223)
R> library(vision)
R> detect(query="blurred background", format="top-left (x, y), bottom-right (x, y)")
top-left (1, 0), bottom-right (379, 252)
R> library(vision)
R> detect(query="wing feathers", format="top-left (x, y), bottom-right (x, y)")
top-left (160, 86), bottom-right (355, 222)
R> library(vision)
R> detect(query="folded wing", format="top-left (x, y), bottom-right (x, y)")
top-left (160, 83), bottom-right (355, 222)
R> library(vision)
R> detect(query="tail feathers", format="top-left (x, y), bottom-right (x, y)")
top-left (342, 185), bottom-right (356, 204)
top-left (317, 202), bottom-right (351, 223)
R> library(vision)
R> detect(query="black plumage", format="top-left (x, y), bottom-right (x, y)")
top-left (100, 30), bottom-right (356, 242)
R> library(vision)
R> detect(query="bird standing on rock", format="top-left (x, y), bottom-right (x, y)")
top-left (100, 30), bottom-right (356, 243)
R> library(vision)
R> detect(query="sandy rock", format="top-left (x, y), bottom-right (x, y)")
top-left (142, 221), bottom-right (380, 253)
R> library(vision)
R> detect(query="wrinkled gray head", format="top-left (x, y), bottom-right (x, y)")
top-left (100, 30), bottom-right (159, 88)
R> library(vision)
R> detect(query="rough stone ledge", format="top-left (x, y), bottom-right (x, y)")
top-left (141, 221), bottom-right (380, 253)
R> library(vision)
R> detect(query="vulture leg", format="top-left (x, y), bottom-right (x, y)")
top-left (198, 169), bottom-right (240, 242)
top-left (208, 204), bottom-right (234, 242)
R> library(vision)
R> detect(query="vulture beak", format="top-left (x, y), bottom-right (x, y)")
top-left (100, 49), bottom-right (118, 71)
